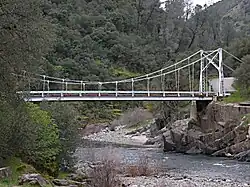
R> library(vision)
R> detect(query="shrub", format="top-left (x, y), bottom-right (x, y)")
top-left (234, 55), bottom-right (250, 98)
top-left (88, 149), bottom-right (121, 187)
top-left (125, 155), bottom-right (161, 177)
top-left (111, 108), bottom-right (153, 129)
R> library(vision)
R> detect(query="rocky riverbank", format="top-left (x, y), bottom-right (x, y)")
top-left (121, 173), bottom-right (249, 187)
top-left (83, 123), bottom-right (156, 147)
top-left (77, 102), bottom-right (250, 187)
top-left (145, 102), bottom-right (250, 162)
top-left (83, 102), bottom-right (250, 161)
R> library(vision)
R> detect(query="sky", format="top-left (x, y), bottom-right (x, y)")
top-left (192, 0), bottom-right (221, 6)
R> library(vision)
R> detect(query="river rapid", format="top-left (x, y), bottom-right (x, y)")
top-left (76, 140), bottom-right (250, 185)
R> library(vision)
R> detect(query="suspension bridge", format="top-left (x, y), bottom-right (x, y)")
top-left (17, 48), bottom-right (240, 102)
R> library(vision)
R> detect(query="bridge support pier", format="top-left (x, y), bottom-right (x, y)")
top-left (190, 101), bottom-right (197, 120)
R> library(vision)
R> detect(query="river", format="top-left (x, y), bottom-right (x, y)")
top-left (76, 140), bottom-right (250, 184)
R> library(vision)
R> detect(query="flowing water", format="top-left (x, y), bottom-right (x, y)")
top-left (76, 140), bottom-right (250, 183)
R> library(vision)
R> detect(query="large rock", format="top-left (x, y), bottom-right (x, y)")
top-left (144, 135), bottom-right (162, 145)
top-left (186, 129), bottom-right (204, 144)
top-left (0, 167), bottom-right (11, 179)
top-left (153, 102), bottom-right (250, 161)
top-left (150, 118), bottom-right (165, 137)
top-left (228, 140), bottom-right (250, 154)
top-left (81, 123), bottom-right (108, 136)
top-left (234, 150), bottom-right (250, 162)
top-left (52, 179), bottom-right (69, 186)
top-left (186, 146), bottom-right (202, 155)
top-left (163, 135), bottom-right (176, 152)
top-left (212, 148), bottom-right (228, 157)
top-left (19, 174), bottom-right (49, 187)
top-left (52, 178), bottom-right (86, 187)
top-left (170, 129), bottom-right (184, 144)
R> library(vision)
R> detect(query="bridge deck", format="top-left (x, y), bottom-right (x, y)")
top-left (25, 96), bottom-right (214, 102)
top-left (19, 91), bottom-right (220, 102)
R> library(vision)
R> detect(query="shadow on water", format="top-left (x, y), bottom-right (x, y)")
top-left (76, 139), bottom-right (250, 182)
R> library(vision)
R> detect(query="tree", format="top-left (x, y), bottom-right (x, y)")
top-left (0, 0), bottom-right (54, 96)
top-left (0, 0), bottom-right (55, 171)
top-left (26, 103), bottom-right (61, 176)
top-left (234, 55), bottom-right (250, 97)
top-left (40, 102), bottom-right (80, 170)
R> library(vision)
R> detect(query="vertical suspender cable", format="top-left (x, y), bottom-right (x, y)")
top-left (43, 75), bottom-right (46, 91)
top-left (161, 70), bottom-right (165, 97)
top-left (61, 79), bottom-right (65, 97)
top-left (177, 69), bottom-right (180, 96)
top-left (98, 82), bottom-right (102, 97)
top-left (147, 75), bottom-right (150, 97)
top-left (47, 80), bottom-right (50, 91)
top-left (83, 83), bottom-right (85, 97)
top-left (205, 59), bottom-right (208, 95)
top-left (188, 58), bottom-right (192, 92)
top-left (132, 78), bottom-right (134, 97)
top-left (175, 65), bottom-right (178, 90)
top-left (42, 75), bottom-right (46, 97)
top-left (80, 81), bottom-right (83, 96)
top-left (115, 81), bottom-right (118, 97)
top-left (192, 62), bottom-right (195, 96)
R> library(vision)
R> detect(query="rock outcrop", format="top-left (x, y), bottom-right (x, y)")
top-left (18, 174), bottom-right (49, 187)
top-left (0, 167), bottom-right (11, 179)
top-left (150, 102), bottom-right (250, 161)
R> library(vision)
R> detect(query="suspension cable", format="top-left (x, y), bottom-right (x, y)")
top-left (223, 63), bottom-right (235, 72)
top-left (222, 49), bottom-right (244, 64)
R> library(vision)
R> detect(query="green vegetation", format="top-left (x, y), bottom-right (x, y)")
top-left (0, 158), bottom-right (38, 186)
top-left (223, 90), bottom-right (247, 103)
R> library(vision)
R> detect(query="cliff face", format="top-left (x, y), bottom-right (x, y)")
top-left (159, 102), bottom-right (250, 161)
top-left (199, 102), bottom-right (250, 132)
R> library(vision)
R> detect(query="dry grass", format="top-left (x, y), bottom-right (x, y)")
top-left (110, 108), bottom-right (153, 129)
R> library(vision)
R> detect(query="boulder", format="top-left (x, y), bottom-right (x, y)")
top-left (53, 179), bottom-right (69, 186)
top-left (18, 174), bottom-right (48, 187)
top-left (144, 135), bottom-right (161, 145)
top-left (82, 123), bottom-right (108, 136)
top-left (186, 129), bottom-right (204, 144)
top-left (224, 120), bottom-right (238, 134)
top-left (68, 173), bottom-right (90, 183)
top-left (187, 118), bottom-right (199, 130)
top-left (162, 135), bottom-right (176, 152)
top-left (214, 131), bottom-right (236, 150)
top-left (74, 161), bottom-right (93, 178)
top-left (0, 167), bottom-right (11, 179)
top-left (186, 146), bottom-right (202, 155)
top-left (150, 118), bottom-right (165, 137)
top-left (170, 129), bottom-right (184, 144)
top-left (234, 150), bottom-right (250, 162)
top-left (212, 148), bottom-right (228, 157)
top-left (203, 146), bottom-right (218, 155)
top-left (228, 140), bottom-right (250, 154)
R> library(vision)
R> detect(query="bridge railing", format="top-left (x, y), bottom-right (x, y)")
top-left (18, 90), bottom-right (218, 99)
